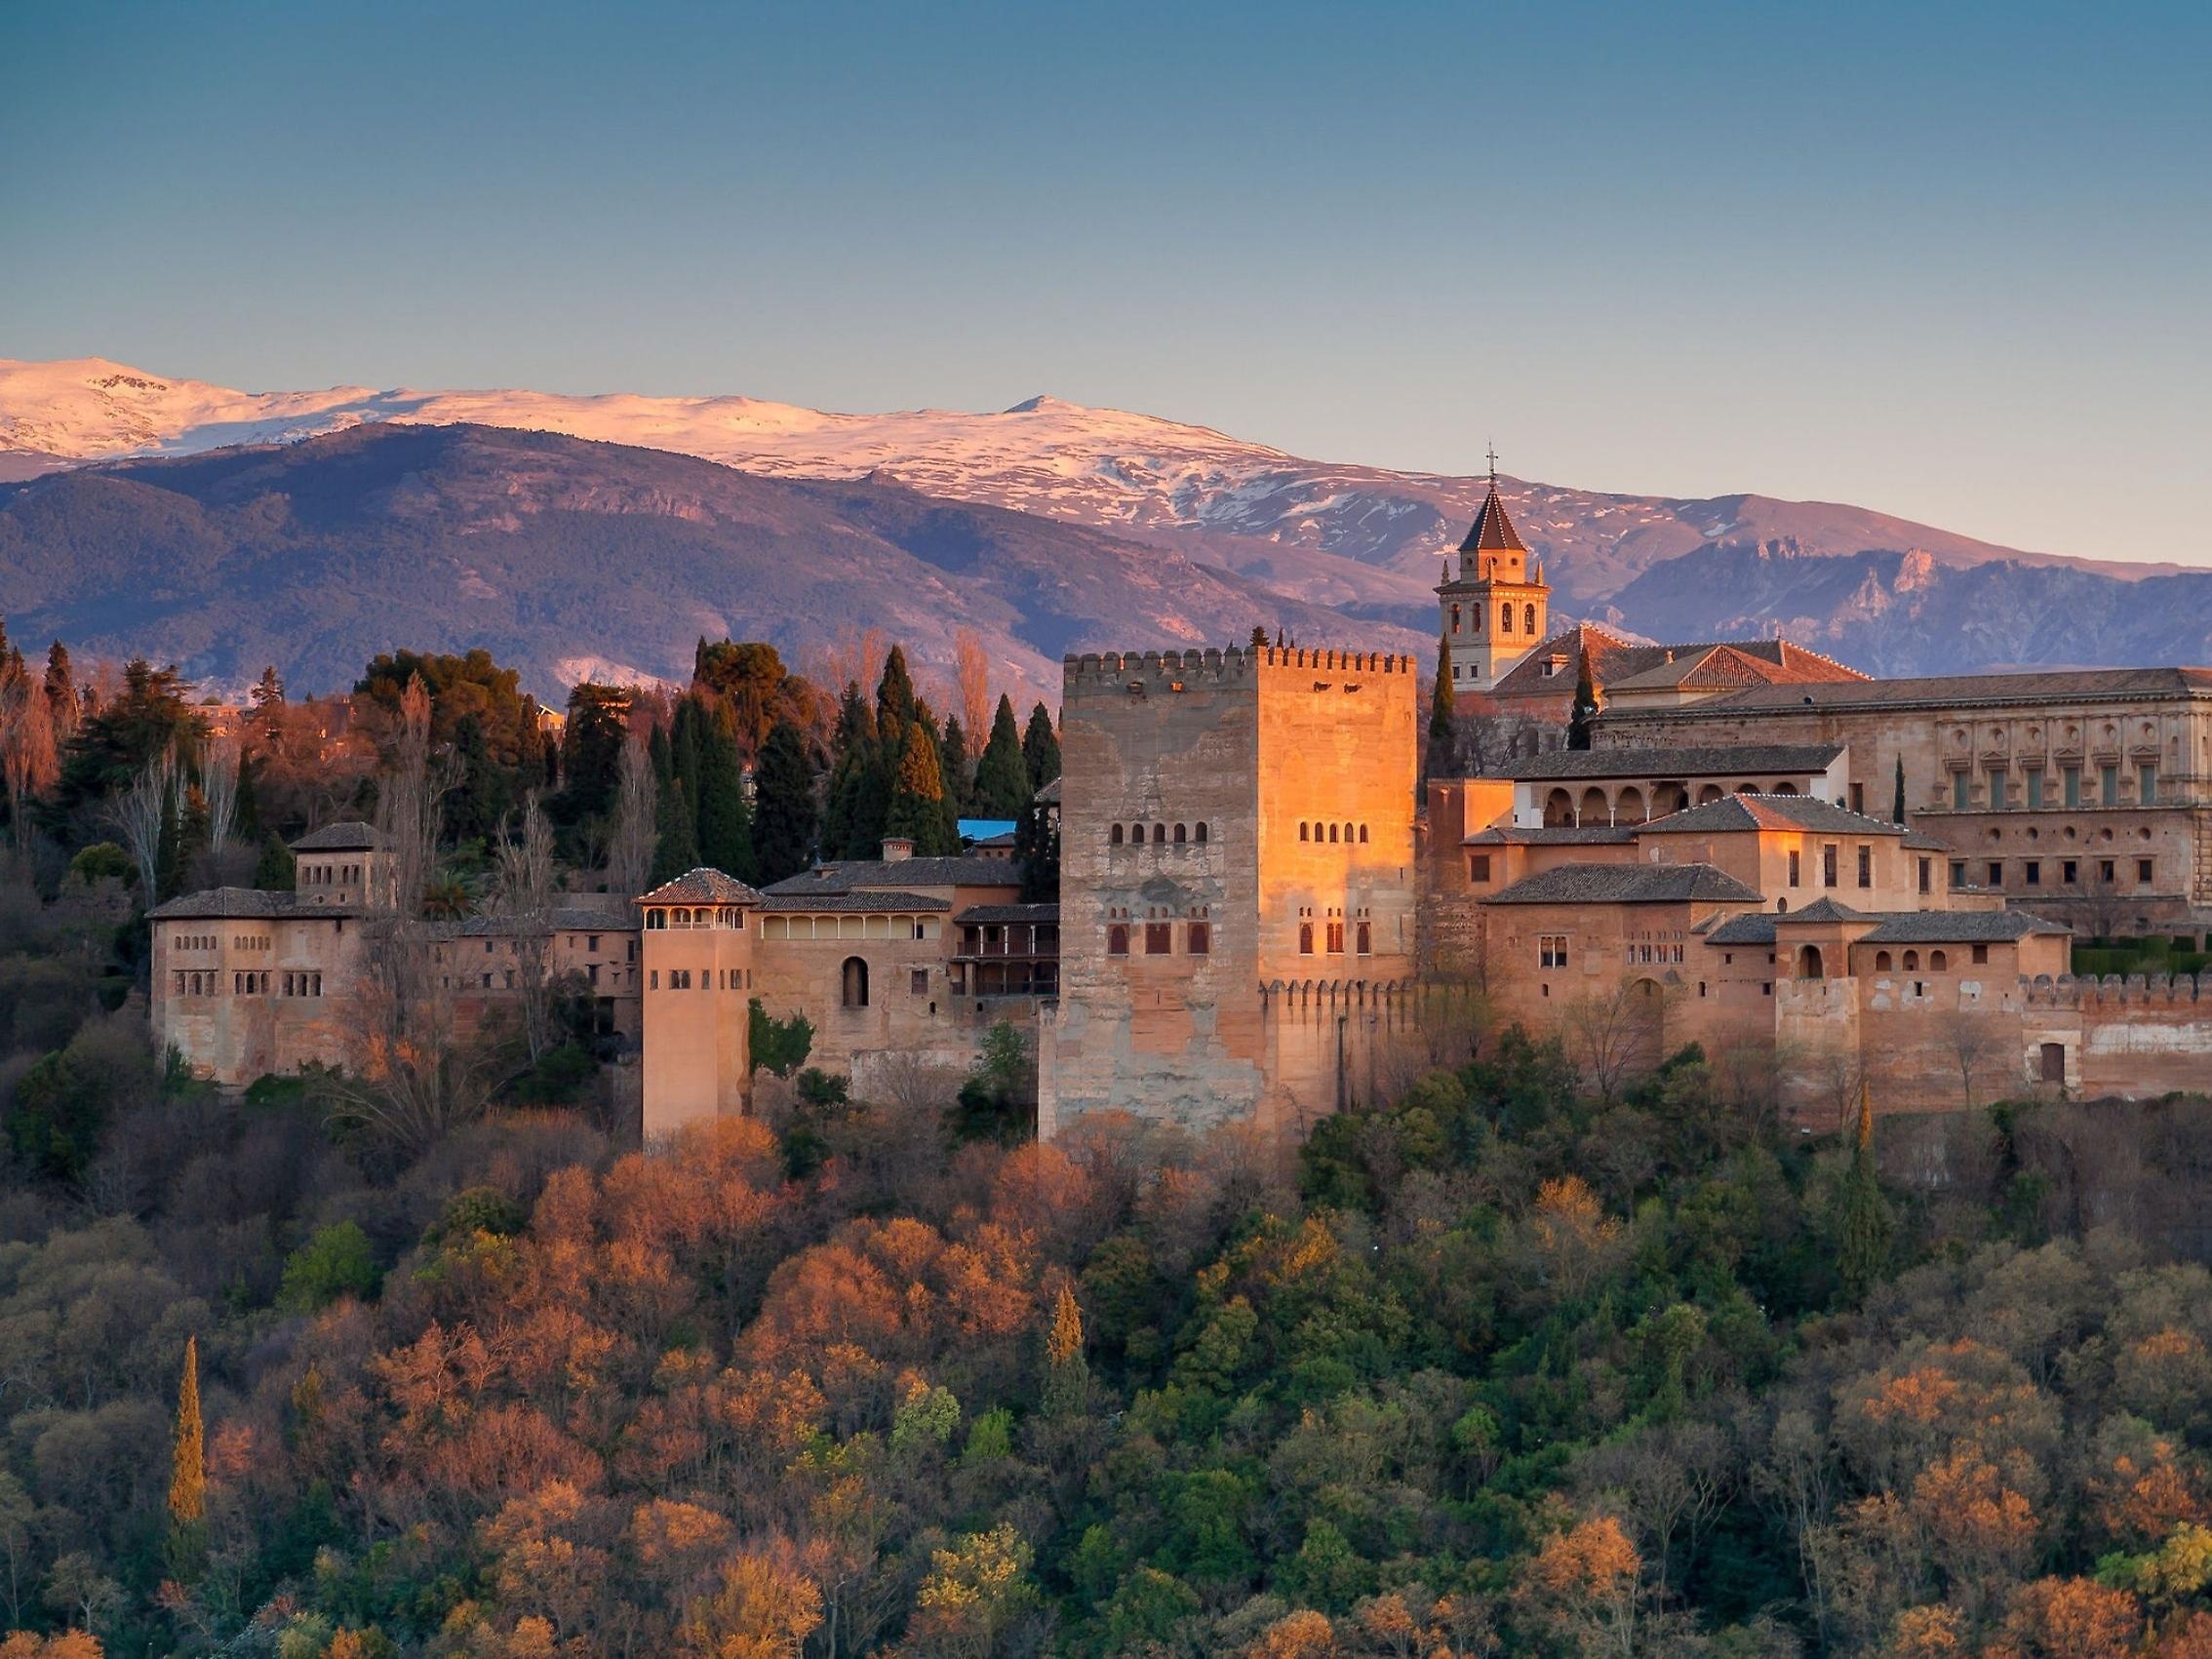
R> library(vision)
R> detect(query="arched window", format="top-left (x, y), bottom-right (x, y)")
top-left (1110, 823), bottom-right (1124, 846)
top-left (1875, 951), bottom-right (1893, 970)
top-left (646, 909), bottom-right (666, 929)
top-left (1797, 945), bottom-right (1825, 980)
top-left (1500, 603), bottom-right (1514, 634)
top-left (1151, 823), bottom-right (1165, 844)
top-left (1328, 823), bottom-right (1339, 843)
top-left (1342, 822), bottom-right (1354, 843)
top-left (1299, 822), bottom-right (1309, 841)
top-left (1172, 823), bottom-right (1186, 843)
top-left (1903, 950), bottom-right (1919, 970)
top-left (1129, 822), bottom-right (1143, 843)
top-left (672, 907), bottom-right (692, 928)
top-left (841, 956), bottom-right (870, 1007)
top-left (1299, 922), bottom-right (1314, 953)
top-left (1929, 949), bottom-right (1949, 970)
top-left (1524, 604), bottom-right (1536, 634)
top-left (1450, 603), bottom-right (1461, 634)
top-left (1358, 824), bottom-right (1368, 843)
top-left (1195, 822), bottom-right (1208, 844)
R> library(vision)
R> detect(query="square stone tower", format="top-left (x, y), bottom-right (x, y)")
top-left (1438, 461), bottom-right (1549, 692)
top-left (1039, 643), bottom-right (1419, 1140)
top-left (637, 868), bottom-right (761, 1139)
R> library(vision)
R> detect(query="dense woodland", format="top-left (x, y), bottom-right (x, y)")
top-left (0, 620), bottom-right (2211, 1655)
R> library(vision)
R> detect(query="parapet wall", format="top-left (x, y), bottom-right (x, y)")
top-left (1064, 646), bottom-right (1417, 692)
top-left (2021, 971), bottom-right (2212, 1007)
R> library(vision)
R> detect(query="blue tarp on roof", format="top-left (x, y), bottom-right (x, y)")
top-left (958, 818), bottom-right (1018, 843)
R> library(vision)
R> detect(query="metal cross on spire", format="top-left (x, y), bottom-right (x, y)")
top-left (1485, 442), bottom-right (1499, 488)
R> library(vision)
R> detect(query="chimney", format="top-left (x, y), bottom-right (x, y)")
top-left (881, 837), bottom-right (915, 862)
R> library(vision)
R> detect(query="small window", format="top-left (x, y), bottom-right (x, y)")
top-left (1929, 950), bottom-right (1949, 970)
top-left (1187, 922), bottom-right (1210, 955)
top-left (1151, 823), bottom-right (1165, 845)
top-left (1298, 922), bottom-right (1314, 955)
top-left (1327, 823), bottom-right (1339, 843)
top-left (1788, 849), bottom-right (1800, 888)
top-left (1299, 822), bottom-right (1309, 841)
top-left (1356, 920), bottom-right (1371, 955)
top-left (2024, 859), bottom-right (2040, 886)
top-left (1822, 845), bottom-right (1837, 887)
top-left (1325, 921), bottom-right (1345, 954)
top-left (1145, 922), bottom-right (1172, 954)
top-left (910, 968), bottom-right (928, 995)
top-left (1875, 951), bottom-right (1892, 970)
top-left (1469, 853), bottom-right (1491, 882)
top-left (1110, 823), bottom-right (1124, 846)
top-left (1358, 824), bottom-right (1368, 844)
top-left (1857, 846), bottom-right (1872, 888)
top-left (841, 957), bottom-right (870, 1007)
top-left (1987, 861), bottom-right (2003, 889)
top-left (1173, 823), bottom-right (1187, 844)
top-left (1903, 951), bottom-right (1919, 970)
top-left (1918, 856), bottom-right (1931, 894)
top-left (2139, 858), bottom-right (2155, 885)
top-left (1538, 934), bottom-right (1569, 969)
top-left (1195, 822), bottom-right (1208, 844)
top-left (1107, 925), bottom-right (1129, 957)
top-left (1971, 944), bottom-right (1989, 965)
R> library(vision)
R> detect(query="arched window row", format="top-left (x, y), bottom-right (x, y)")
top-left (1296, 821), bottom-right (1371, 844)
top-left (1108, 821), bottom-right (1210, 847)
top-left (643, 905), bottom-right (748, 930)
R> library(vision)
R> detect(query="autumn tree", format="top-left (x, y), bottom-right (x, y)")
top-left (166, 1335), bottom-right (205, 1579)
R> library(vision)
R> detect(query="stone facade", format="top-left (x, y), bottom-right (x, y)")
top-left (1039, 644), bottom-right (1420, 1139)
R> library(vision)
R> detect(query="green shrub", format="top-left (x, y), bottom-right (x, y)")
top-left (279, 1222), bottom-right (381, 1312)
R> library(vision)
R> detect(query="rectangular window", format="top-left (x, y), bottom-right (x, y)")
top-left (2102, 765), bottom-right (2119, 806)
top-left (1850, 782), bottom-right (1865, 814)
top-left (2100, 858), bottom-right (2116, 884)
top-left (1987, 860), bottom-right (2003, 889)
top-left (1918, 856), bottom-right (1931, 894)
top-left (1972, 943), bottom-right (1990, 965)
top-left (2139, 858), bottom-right (2155, 885)
top-left (1950, 859), bottom-right (1966, 888)
top-left (1822, 845), bottom-right (1837, 887)
top-left (1788, 849), bottom-right (1800, 888)
top-left (1468, 853), bottom-right (1491, 882)
top-left (1146, 922), bottom-right (1172, 954)
top-left (910, 968), bottom-right (928, 995)
top-left (1187, 922), bottom-right (1210, 955)
top-left (1857, 845), bottom-right (1872, 888)
top-left (2063, 766), bottom-right (2081, 807)
top-left (1356, 920), bottom-right (1371, 955)
top-left (1325, 921), bottom-right (1345, 954)
top-left (2024, 859), bottom-right (2040, 886)
top-left (2062, 859), bottom-right (2078, 885)
top-left (1538, 934), bottom-right (1569, 969)
top-left (1988, 768), bottom-right (2008, 810)
top-left (587, 934), bottom-right (600, 951)
top-left (2027, 770), bottom-right (2044, 809)
top-left (1108, 924), bottom-right (1130, 956)
top-left (1953, 771), bottom-right (1969, 809)
top-left (2141, 765), bottom-right (2157, 806)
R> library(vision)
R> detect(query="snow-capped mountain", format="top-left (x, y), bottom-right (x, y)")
top-left (3, 356), bottom-right (2204, 677)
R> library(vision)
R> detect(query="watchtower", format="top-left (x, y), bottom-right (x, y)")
top-left (1438, 453), bottom-right (1548, 691)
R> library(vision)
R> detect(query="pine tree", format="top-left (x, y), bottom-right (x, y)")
top-left (652, 775), bottom-right (699, 883)
top-left (1021, 701), bottom-right (1061, 791)
top-left (1893, 755), bottom-right (1907, 825)
top-left (885, 724), bottom-right (955, 852)
top-left (939, 714), bottom-right (972, 816)
top-left (168, 1334), bottom-right (207, 1577)
top-left (972, 694), bottom-right (1031, 818)
top-left (694, 710), bottom-right (757, 881)
top-left (917, 707), bottom-right (961, 851)
top-left (1043, 1284), bottom-right (1089, 1417)
top-left (752, 718), bottom-right (817, 885)
top-left (1567, 648), bottom-right (1600, 751)
top-left (249, 664), bottom-right (285, 719)
top-left (875, 647), bottom-right (917, 750)
top-left (1249, 625), bottom-right (1271, 650)
top-left (43, 641), bottom-right (78, 738)
top-left (1426, 631), bottom-right (1456, 778)
top-left (253, 831), bottom-right (296, 891)
top-left (1837, 1083), bottom-right (1893, 1304)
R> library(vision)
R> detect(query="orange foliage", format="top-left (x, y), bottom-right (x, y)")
top-left (1526, 1515), bottom-right (1641, 1599)
top-left (1243, 1608), bottom-right (1339, 1658)
top-left (1885, 1603), bottom-right (1967, 1656)
top-left (1988, 1576), bottom-right (2143, 1659)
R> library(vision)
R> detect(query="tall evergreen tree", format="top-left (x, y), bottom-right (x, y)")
top-left (1567, 649), bottom-right (1600, 751)
top-left (972, 694), bottom-right (1031, 818)
top-left (1043, 1284), bottom-right (1089, 1418)
top-left (1837, 1084), bottom-right (1893, 1304)
top-left (648, 720), bottom-right (673, 788)
top-left (1021, 701), bottom-right (1061, 792)
top-left (556, 683), bottom-right (630, 824)
top-left (693, 709), bottom-right (758, 881)
top-left (875, 647), bottom-right (918, 750)
top-left (448, 713), bottom-right (513, 846)
top-left (168, 1333), bottom-right (207, 1577)
top-left (752, 717), bottom-right (818, 885)
top-left (915, 706), bottom-right (962, 852)
top-left (651, 774), bottom-right (698, 884)
top-left (43, 641), bottom-right (78, 737)
top-left (1015, 799), bottom-right (1058, 900)
top-left (884, 723), bottom-right (955, 853)
top-left (1893, 755), bottom-right (1908, 824)
top-left (940, 714), bottom-right (972, 816)
top-left (1426, 631), bottom-right (1456, 778)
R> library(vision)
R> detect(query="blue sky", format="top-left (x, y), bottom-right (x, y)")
top-left (5, 0), bottom-right (2208, 563)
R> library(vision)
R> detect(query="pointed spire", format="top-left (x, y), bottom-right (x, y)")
top-left (1459, 448), bottom-right (1525, 554)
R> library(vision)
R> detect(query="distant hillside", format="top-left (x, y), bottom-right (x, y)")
top-left (0, 423), bottom-right (1401, 701)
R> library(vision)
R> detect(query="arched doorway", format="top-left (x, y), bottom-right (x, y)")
top-left (841, 956), bottom-right (870, 1008)
top-left (1797, 945), bottom-right (1825, 980)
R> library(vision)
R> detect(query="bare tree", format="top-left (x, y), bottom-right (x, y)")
top-left (1561, 980), bottom-right (1661, 1105)
top-left (492, 793), bottom-right (562, 1064)
top-left (810, 623), bottom-right (887, 702)
top-left (954, 629), bottom-right (991, 762)
top-left (605, 732), bottom-right (657, 900)
top-left (1936, 1004), bottom-right (2012, 1110)
top-left (0, 670), bottom-right (58, 848)
top-left (109, 747), bottom-right (177, 901)
top-left (199, 732), bottom-right (242, 862)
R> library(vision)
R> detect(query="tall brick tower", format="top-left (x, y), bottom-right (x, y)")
top-left (1438, 451), bottom-right (1548, 692)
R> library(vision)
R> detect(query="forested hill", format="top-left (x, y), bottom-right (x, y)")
top-left (0, 423), bottom-right (1397, 703)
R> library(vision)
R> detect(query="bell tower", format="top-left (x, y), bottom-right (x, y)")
top-left (1437, 448), bottom-right (1548, 692)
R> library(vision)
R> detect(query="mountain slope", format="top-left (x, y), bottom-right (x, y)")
top-left (0, 423), bottom-right (1399, 700)
top-left (1, 356), bottom-right (2204, 674)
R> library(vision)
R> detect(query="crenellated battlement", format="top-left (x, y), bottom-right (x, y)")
top-left (1063, 644), bottom-right (1417, 694)
top-left (2021, 971), bottom-right (2212, 1008)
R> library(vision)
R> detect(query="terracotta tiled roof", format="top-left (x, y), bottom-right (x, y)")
top-left (1459, 484), bottom-right (1525, 554)
top-left (148, 887), bottom-right (345, 920)
top-left (955, 902), bottom-right (1061, 925)
top-left (765, 856), bottom-right (1021, 896)
top-left (1860, 911), bottom-right (2071, 942)
top-left (1488, 624), bottom-right (1869, 701)
top-left (1603, 666), bottom-right (2212, 720)
top-left (291, 820), bottom-right (383, 851)
top-left (636, 868), bottom-right (765, 905)
top-left (1462, 825), bottom-right (1640, 847)
top-left (1504, 743), bottom-right (1842, 781)
top-left (1639, 794), bottom-right (1905, 837)
top-left (1778, 897), bottom-right (1868, 924)
top-left (756, 890), bottom-right (950, 913)
top-left (1485, 862), bottom-right (1763, 905)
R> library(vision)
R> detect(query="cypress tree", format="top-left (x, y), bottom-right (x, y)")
top-left (1021, 701), bottom-right (1061, 791)
top-left (917, 706), bottom-right (961, 851)
top-left (885, 724), bottom-right (954, 852)
top-left (1567, 647), bottom-right (1600, 751)
top-left (1837, 1083), bottom-right (1893, 1304)
top-left (972, 694), bottom-right (1031, 818)
top-left (168, 1334), bottom-right (207, 1577)
top-left (1043, 1284), bottom-right (1089, 1418)
top-left (875, 647), bottom-right (917, 750)
top-left (752, 718), bottom-right (817, 885)
top-left (1893, 755), bottom-right (1907, 825)
top-left (253, 830), bottom-right (296, 891)
top-left (648, 720), bottom-right (673, 788)
top-left (1015, 799), bottom-right (1059, 901)
top-left (693, 710), bottom-right (757, 881)
top-left (651, 774), bottom-right (698, 884)
top-left (940, 714), bottom-right (972, 815)
top-left (1426, 631), bottom-right (1456, 778)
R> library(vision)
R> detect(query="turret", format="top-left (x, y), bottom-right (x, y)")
top-left (1438, 449), bottom-right (1548, 692)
